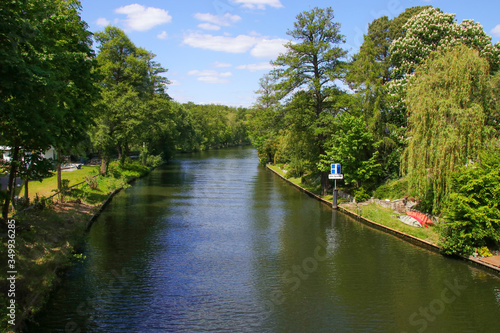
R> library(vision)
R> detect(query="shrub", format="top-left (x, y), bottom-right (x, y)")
top-left (373, 178), bottom-right (409, 200)
top-left (354, 188), bottom-right (371, 202)
top-left (439, 149), bottom-right (500, 256)
top-left (34, 194), bottom-right (54, 210)
top-left (477, 246), bottom-right (492, 257)
top-left (84, 175), bottom-right (99, 190)
top-left (146, 154), bottom-right (163, 168)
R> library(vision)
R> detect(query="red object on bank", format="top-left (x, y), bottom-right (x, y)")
top-left (406, 211), bottom-right (434, 228)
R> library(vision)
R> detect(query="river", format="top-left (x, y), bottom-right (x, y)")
top-left (30, 146), bottom-right (500, 332)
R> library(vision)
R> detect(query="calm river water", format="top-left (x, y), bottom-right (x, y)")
top-left (30, 147), bottom-right (500, 332)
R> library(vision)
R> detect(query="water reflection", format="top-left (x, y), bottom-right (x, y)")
top-left (30, 147), bottom-right (500, 333)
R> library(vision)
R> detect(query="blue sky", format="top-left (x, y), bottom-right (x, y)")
top-left (80, 0), bottom-right (500, 108)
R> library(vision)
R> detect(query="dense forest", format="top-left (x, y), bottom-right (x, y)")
top-left (247, 6), bottom-right (500, 255)
top-left (1, 1), bottom-right (499, 256)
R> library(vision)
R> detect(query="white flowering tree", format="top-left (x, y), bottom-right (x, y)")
top-left (390, 7), bottom-right (500, 83)
top-left (386, 7), bottom-right (500, 133)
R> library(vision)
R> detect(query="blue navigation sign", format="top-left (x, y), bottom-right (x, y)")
top-left (331, 164), bottom-right (341, 174)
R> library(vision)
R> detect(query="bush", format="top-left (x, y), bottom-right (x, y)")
top-left (34, 194), bottom-right (54, 210)
top-left (373, 178), bottom-right (409, 200)
top-left (439, 149), bottom-right (500, 256)
top-left (84, 175), bottom-right (99, 190)
top-left (146, 154), bottom-right (163, 168)
top-left (354, 188), bottom-right (371, 202)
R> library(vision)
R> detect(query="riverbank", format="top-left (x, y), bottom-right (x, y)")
top-left (0, 161), bottom-right (155, 332)
top-left (266, 164), bottom-right (500, 275)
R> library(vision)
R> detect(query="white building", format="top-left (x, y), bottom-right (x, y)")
top-left (0, 146), bottom-right (56, 162)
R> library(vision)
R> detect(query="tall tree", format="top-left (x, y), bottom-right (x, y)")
top-left (271, 7), bottom-right (347, 195)
top-left (0, 0), bottom-right (97, 220)
top-left (248, 75), bottom-right (283, 164)
top-left (92, 26), bottom-right (168, 173)
top-left (403, 45), bottom-right (496, 214)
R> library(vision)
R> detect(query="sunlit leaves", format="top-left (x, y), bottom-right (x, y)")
top-left (403, 45), bottom-right (494, 214)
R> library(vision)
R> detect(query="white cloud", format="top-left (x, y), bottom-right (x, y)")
top-left (188, 69), bottom-right (232, 84)
top-left (491, 24), bottom-right (500, 37)
top-left (168, 79), bottom-right (181, 86)
top-left (194, 13), bottom-right (241, 26)
top-left (183, 32), bottom-right (258, 53)
top-left (157, 31), bottom-right (168, 39)
top-left (183, 32), bottom-right (290, 59)
top-left (198, 23), bottom-right (220, 31)
top-left (233, 0), bottom-right (283, 10)
top-left (250, 38), bottom-right (289, 58)
top-left (115, 4), bottom-right (172, 32)
top-left (236, 62), bottom-right (275, 72)
top-left (213, 62), bottom-right (232, 68)
top-left (96, 17), bottom-right (110, 26)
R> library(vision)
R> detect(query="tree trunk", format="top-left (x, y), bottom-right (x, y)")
top-left (2, 145), bottom-right (20, 220)
top-left (117, 144), bottom-right (123, 165)
top-left (124, 142), bottom-right (130, 159)
top-left (57, 148), bottom-right (63, 192)
top-left (24, 177), bottom-right (29, 204)
top-left (100, 157), bottom-right (108, 175)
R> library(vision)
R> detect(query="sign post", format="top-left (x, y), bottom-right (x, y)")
top-left (329, 164), bottom-right (343, 209)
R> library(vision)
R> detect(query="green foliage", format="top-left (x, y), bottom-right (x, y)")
top-left (0, 0), bottom-right (98, 219)
top-left (354, 188), bottom-right (371, 202)
top-left (33, 195), bottom-right (55, 211)
top-left (248, 75), bottom-right (282, 165)
top-left (403, 45), bottom-right (495, 214)
top-left (373, 178), bottom-right (409, 200)
top-left (320, 112), bottom-right (382, 190)
top-left (271, 6), bottom-right (348, 195)
top-left (439, 148), bottom-right (500, 256)
top-left (183, 103), bottom-right (249, 151)
top-left (477, 246), bottom-right (492, 257)
top-left (72, 253), bottom-right (86, 263)
top-left (84, 176), bottom-right (99, 190)
top-left (146, 154), bottom-right (163, 168)
top-left (346, 6), bottom-right (432, 182)
top-left (388, 7), bottom-right (500, 119)
top-left (390, 7), bottom-right (500, 81)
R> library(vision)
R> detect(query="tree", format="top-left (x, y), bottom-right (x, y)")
top-left (389, 7), bottom-right (500, 96)
top-left (0, 0), bottom-right (97, 220)
top-left (440, 148), bottom-right (500, 256)
top-left (92, 26), bottom-right (168, 174)
top-left (345, 7), bottom-right (432, 181)
top-left (248, 75), bottom-right (284, 164)
top-left (403, 45), bottom-right (496, 214)
top-left (271, 7), bottom-right (347, 195)
top-left (319, 112), bottom-right (382, 195)
top-left (44, 0), bottom-right (99, 192)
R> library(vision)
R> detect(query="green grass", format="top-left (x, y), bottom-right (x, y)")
top-left (373, 178), bottom-right (411, 200)
top-left (352, 202), bottom-right (439, 244)
top-left (20, 166), bottom-right (100, 200)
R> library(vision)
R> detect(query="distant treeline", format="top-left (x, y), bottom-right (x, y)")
top-left (0, 1), bottom-right (249, 221)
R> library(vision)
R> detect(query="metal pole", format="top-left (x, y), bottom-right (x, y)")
top-left (332, 179), bottom-right (338, 209)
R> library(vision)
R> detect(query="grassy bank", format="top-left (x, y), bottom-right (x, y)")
top-left (341, 202), bottom-right (439, 244)
top-left (267, 164), bottom-right (439, 244)
top-left (0, 160), bottom-right (155, 332)
top-left (19, 166), bottom-right (99, 200)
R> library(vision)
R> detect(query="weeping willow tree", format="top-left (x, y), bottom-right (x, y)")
top-left (403, 45), bottom-right (496, 214)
